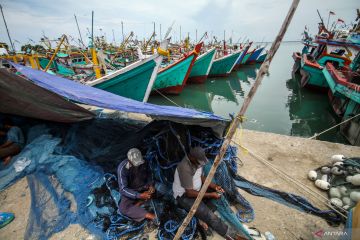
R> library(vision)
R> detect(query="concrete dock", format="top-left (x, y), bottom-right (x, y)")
top-left (1, 129), bottom-right (360, 240)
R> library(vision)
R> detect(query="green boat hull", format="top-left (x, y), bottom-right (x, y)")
top-left (300, 65), bottom-right (328, 88)
top-left (323, 68), bottom-right (360, 104)
top-left (208, 51), bottom-right (241, 77)
top-left (153, 55), bottom-right (194, 91)
top-left (241, 52), bottom-right (252, 64)
top-left (256, 53), bottom-right (267, 63)
top-left (188, 48), bottom-right (216, 83)
top-left (93, 59), bottom-right (156, 102)
top-left (39, 58), bottom-right (75, 77)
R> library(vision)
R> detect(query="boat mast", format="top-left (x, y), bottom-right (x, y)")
top-left (121, 21), bottom-right (124, 42)
top-left (0, 4), bottom-right (15, 52)
top-left (112, 29), bottom-right (116, 45)
top-left (74, 14), bottom-right (85, 48)
top-left (153, 21), bottom-right (156, 40)
top-left (159, 24), bottom-right (162, 40)
top-left (91, 10), bottom-right (101, 79)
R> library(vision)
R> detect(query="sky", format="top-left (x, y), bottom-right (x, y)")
top-left (0, 0), bottom-right (358, 49)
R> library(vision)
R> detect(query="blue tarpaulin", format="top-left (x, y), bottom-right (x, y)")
top-left (11, 63), bottom-right (225, 122)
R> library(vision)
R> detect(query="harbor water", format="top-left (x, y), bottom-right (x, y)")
top-left (149, 42), bottom-right (348, 144)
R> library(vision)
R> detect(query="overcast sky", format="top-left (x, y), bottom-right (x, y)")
top-left (0, 0), bottom-right (358, 49)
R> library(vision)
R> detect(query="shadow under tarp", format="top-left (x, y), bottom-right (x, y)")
top-left (0, 68), bottom-right (95, 122)
top-left (0, 113), bottom-right (242, 239)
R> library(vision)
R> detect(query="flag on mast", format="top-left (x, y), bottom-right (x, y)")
top-left (329, 11), bottom-right (335, 15)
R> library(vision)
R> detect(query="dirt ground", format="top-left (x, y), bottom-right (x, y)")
top-left (233, 129), bottom-right (360, 240)
top-left (1, 129), bottom-right (359, 240)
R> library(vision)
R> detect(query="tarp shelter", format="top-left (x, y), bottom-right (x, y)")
top-left (3, 63), bottom-right (227, 134)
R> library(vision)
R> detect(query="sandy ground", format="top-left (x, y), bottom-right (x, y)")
top-left (1, 129), bottom-right (359, 240)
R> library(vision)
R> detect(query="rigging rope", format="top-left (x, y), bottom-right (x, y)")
top-left (154, 89), bottom-right (182, 108)
top-left (309, 112), bottom-right (360, 139)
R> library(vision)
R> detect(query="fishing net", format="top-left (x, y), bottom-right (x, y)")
top-left (0, 110), bottom-right (342, 240)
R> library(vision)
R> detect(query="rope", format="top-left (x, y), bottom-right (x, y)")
top-left (309, 112), bottom-right (360, 139)
top-left (154, 89), bottom-right (182, 108)
top-left (158, 217), bottom-right (197, 240)
top-left (230, 139), bottom-right (348, 219)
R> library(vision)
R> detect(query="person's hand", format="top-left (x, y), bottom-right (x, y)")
top-left (215, 185), bottom-right (225, 193)
top-left (210, 192), bottom-right (221, 199)
top-left (139, 192), bottom-right (152, 200)
top-left (148, 185), bottom-right (155, 194)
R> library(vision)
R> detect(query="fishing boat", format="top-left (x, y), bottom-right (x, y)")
top-left (86, 40), bottom-right (169, 102)
top-left (247, 47), bottom-right (265, 64)
top-left (233, 43), bottom-right (252, 70)
top-left (292, 40), bottom-right (318, 76)
top-left (208, 50), bottom-right (242, 78)
top-left (256, 51), bottom-right (268, 63)
top-left (240, 49), bottom-right (255, 65)
top-left (323, 56), bottom-right (360, 145)
top-left (152, 42), bottom-right (203, 94)
top-left (298, 38), bottom-right (357, 89)
top-left (39, 57), bottom-right (76, 77)
top-left (187, 48), bottom-right (216, 84)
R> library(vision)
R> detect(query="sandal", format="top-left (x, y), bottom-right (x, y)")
top-left (0, 212), bottom-right (15, 229)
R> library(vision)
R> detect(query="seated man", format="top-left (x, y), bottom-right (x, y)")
top-left (173, 147), bottom-right (244, 240)
top-left (0, 119), bottom-right (24, 165)
top-left (117, 148), bottom-right (155, 222)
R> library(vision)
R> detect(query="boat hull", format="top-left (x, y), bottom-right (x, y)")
top-left (39, 58), bottom-right (75, 77)
top-left (187, 75), bottom-right (208, 84)
top-left (153, 55), bottom-right (195, 94)
top-left (241, 52), bottom-right (252, 64)
top-left (340, 100), bottom-right (360, 146)
top-left (247, 47), bottom-right (264, 64)
top-left (234, 45), bottom-right (251, 70)
top-left (188, 48), bottom-right (216, 84)
top-left (292, 52), bottom-right (302, 77)
top-left (299, 67), bottom-right (328, 90)
top-left (256, 53), bottom-right (267, 63)
top-left (208, 51), bottom-right (241, 78)
top-left (153, 43), bottom-right (203, 94)
top-left (323, 62), bottom-right (360, 146)
top-left (93, 58), bottom-right (156, 102)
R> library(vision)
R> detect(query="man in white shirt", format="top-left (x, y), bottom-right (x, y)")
top-left (173, 147), bottom-right (245, 240)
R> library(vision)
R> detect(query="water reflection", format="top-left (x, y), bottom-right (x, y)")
top-left (286, 75), bottom-right (346, 143)
top-left (149, 64), bottom-right (261, 116)
top-left (148, 42), bottom-right (349, 144)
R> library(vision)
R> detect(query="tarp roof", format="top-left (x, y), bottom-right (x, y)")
top-left (8, 63), bottom-right (227, 131)
top-left (0, 68), bottom-right (95, 122)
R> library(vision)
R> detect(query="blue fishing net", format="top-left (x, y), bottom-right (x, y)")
top-left (0, 111), bottom-right (342, 240)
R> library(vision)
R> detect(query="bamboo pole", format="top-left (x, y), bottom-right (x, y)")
top-left (44, 35), bottom-right (66, 72)
top-left (172, 0), bottom-right (300, 239)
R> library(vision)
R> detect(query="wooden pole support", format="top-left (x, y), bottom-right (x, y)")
top-left (172, 0), bottom-right (300, 239)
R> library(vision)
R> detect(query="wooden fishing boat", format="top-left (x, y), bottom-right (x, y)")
top-left (233, 43), bottom-right (252, 70)
top-left (299, 39), bottom-right (356, 89)
top-left (152, 42), bottom-right (203, 94)
top-left (240, 49), bottom-right (255, 65)
top-left (247, 47), bottom-right (264, 64)
top-left (323, 60), bottom-right (360, 146)
top-left (188, 48), bottom-right (216, 84)
top-left (208, 50), bottom-right (242, 78)
top-left (39, 57), bottom-right (75, 77)
top-left (256, 52), bottom-right (267, 63)
top-left (87, 40), bottom-right (169, 102)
